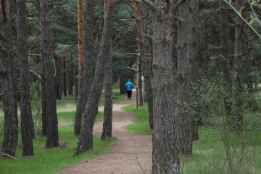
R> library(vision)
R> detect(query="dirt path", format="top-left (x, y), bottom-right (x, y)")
top-left (60, 102), bottom-right (152, 174)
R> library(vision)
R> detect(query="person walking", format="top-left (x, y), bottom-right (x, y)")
top-left (124, 79), bottom-right (135, 99)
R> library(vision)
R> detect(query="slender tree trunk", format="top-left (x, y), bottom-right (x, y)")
top-left (67, 65), bottom-right (74, 96)
top-left (101, 44), bottom-right (113, 140)
top-left (41, 79), bottom-right (47, 136)
top-left (75, 0), bottom-right (86, 135)
top-left (0, 0), bottom-right (18, 157)
top-left (75, 0), bottom-right (95, 136)
top-left (132, 0), bottom-right (144, 106)
top-left (144, 51), bottom-right (153, 130)
top-left (63, 59), bottom-right (67, 96)
top-left (143, 3), bottom-right (153, 130)
top-left (16, 0), bottom-right (34, 156)
top-left (55, 56), bottom-right (63, 100)
top-left (40, 0), bottom-right (59, 148)
top-left (152, 0), bottom-right (180, 173)
top-left (76, 0), bottom-right (115, 154)
top-left (176, 0), bottom-right (199, 155)
top-left (144, 70), bottom-right (153, 129)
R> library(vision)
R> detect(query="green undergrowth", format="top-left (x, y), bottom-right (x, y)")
top-left (124, 104), bottom-right (261, 174)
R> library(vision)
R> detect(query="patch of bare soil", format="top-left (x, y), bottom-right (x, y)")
top-left (60, 102), bottom-right (152, 174)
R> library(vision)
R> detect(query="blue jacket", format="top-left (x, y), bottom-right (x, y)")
top-left (125, 80), bottom-right (134, 91)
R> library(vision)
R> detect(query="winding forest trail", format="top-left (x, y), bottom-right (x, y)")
top-left (60, 101), bottom-right (152, 174)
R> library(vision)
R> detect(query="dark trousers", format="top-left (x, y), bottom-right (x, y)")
top-left (127, 91), bottom-right (132, 99)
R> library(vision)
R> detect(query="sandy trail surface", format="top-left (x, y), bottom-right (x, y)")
top-left (60, 102), bottom-right (152, 174)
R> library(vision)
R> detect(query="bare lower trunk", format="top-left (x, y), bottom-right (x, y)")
top-left (152, 0), bottom-right (180, 173)
top-left (76, 0), bottom-right (115, 154)
top-left (1, 62), bottom-right (18, 157)
top-left (144, 74), bottom-right (153, 129)
top-left (75, 0), bottom-right (96, 135)
top-left (16, 0), bottom-right (34, 156)
top-left (133, 0), bottom-right (144, 106)
top-left (40, 0), bottom-right (59, 148)
top-left (41, 80), bottom-right (47, 136)
top-left (143, 53), bottom-right (153, 129)
top-left (176, 0), bottom-right (199, 155)
top-left (101, 44), bottom-right (113, 140)
top-left (0, 0), bottom-right (18, 157)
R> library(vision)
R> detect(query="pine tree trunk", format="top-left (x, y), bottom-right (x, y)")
top-left (101, 44), bottom-right (113, 140)
top-left (144, 53), bottom-right (153, 130)
top-left (0, 0), bottom-right (18, 157)
top-left (176, 0), bottom-right (199, 155)
top-left (143, 4), bottom-right (153, 130)
top-left (41, 80), bottom-right (47, 136)
top-left (76, 0), bottom-right (115, 154)
top-left (1, 67), bottom-right (18, 157)
top-left (55, 56), bottom-right (63, 100)
top-left (133, 0), bottom-right (144, 106)
top-left (144, 73), bottom-right (153, 129)
top-left (75, 0), bottom-right (95, 136)
top-left (152, 0), bottom-right (180, 173)
top-left (16, 0), bottom-right (34, 156)
top-left (40, 0), bottom-right (59, 148)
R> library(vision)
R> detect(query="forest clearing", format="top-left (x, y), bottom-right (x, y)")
top-left (1, 0), bottom-right (261, 174)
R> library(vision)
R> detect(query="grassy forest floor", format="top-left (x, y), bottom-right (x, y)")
top-left (1, 90), bottom-right (261, 174)
top-left (124, 100), bottom-right (261, 174)
top-left (0, 90), bottom-right (123, 174)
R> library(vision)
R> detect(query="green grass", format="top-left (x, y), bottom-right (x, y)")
top-left (112, 89), bottom-right (125, 103)
top-left (0, 98), bottom-right (115, 174)
top-left (0, 132), bottom-right (115, 174)
top-left (124, 104), bottom-right (261, 174)
top-left (124, 105), bottom-right (152, 135)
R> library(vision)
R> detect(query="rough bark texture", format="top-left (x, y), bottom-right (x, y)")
top-left (144, 60), bottom-right (153, 130)
top-left (0, 0), bottom-right (18, 157)
top-left (144, 46), bottom-right (153, 130)
top-left (101, 44), bottom-right (113, 140)
top-left (176, 0), bottom-right (199, 155)
top-left (16, 0), bottom-right (34, 156)
top-left (152, 0), bottom-right (180, 173)
top-left (41, 79), bottom-right (47, 136)
top-left (76, 0), bottom-right (115, 154)
top-left (40, 0), bottom-right (59, 148)
top-left (74, 0), bottom-right (95, 135)
top-left (55, 55), bottom-right (63, 100)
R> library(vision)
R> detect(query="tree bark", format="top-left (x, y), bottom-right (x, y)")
top-left (16, 0), bottom-right (34, 156)
top-left (55, 55), bottom-right (63, 100)
top-left (152, 0), bottom-right (180, 173)
top-left (40, 0), bottom-right (59, 148)
top-left (41, 79), bottom-right (47, 136)
top-left (144, 68), bottom-right (153, 130)
top-left (75, 0), bottom-right (86, 135)
top-left (132, 0), bottom-right (144, 106)
top-left (76, 0), bottom-right (115, 154)
top-left (101, 43), bottom-right (113, 140)
top-left (0, 0), bottom-right (18, 157)
top-left (176, 0), bottom-right (199, 155)
top-left (74, 0), bottom-right (95, 135)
